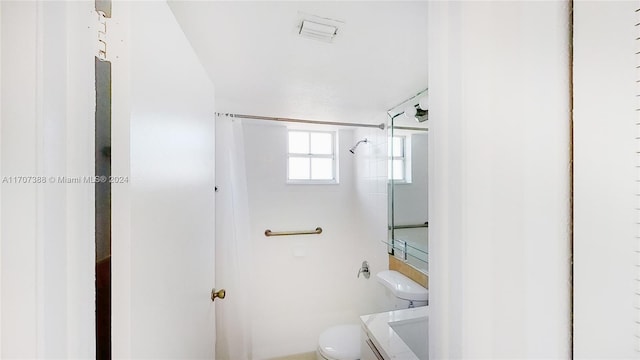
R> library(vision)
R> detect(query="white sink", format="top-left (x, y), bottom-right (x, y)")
top-left (360, 306), bottom-right (429, 360)
top-left (389, 316), bottom-right (428, 360)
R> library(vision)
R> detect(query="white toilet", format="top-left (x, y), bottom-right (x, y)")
top-left (316, 324), bottom-right (360, 360)
top-left (376, 270), bottom-right (429, 308)
top-left (316, 270), bottom-right (428, 360)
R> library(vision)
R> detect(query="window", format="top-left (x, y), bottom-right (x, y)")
top-left (287, 130), bottom-right (337, 183)
top-left (388, 135), bottom-right (411, 183)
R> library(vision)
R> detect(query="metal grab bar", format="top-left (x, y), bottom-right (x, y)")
top-left (389, 222), bottom-right (429, 230)
top-left (264, 227), bottom-right (323, 237)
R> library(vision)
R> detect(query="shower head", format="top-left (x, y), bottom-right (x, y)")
top-left (349, 138), bottom-right (368, 154)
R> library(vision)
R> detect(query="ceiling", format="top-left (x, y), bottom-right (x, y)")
top-left (168, 1), bottom-right (428, 125)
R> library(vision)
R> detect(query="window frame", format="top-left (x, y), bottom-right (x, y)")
top-left (388, 134), bottom-right (412, 184)
top-left (287, 130), bottom-right (338, 184)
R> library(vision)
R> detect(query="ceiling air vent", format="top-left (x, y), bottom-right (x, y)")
top-left (298, 17), bottom-right (340, 43)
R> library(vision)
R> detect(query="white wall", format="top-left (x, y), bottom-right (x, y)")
top-left (1, 4), bottom-right (39, 355)
top-left (238, 121), bottom-right (389, 359)
top-left (0, 1), bottom-right (96, 358)
top-left (573, 1), bottom-right (637, 358)
top-left (428, 1), bottom-right (571, 358)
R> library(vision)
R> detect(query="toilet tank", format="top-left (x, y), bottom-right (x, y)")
top-left (376, 270), bottom-right (428, 309)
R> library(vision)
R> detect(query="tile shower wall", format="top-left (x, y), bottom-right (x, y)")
top-left (241, 120), bottom-right (391, 359)
top-left (352, 122), bottom-right (396, 307)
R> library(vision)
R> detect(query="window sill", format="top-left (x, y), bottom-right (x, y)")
top-left (389, 180), bottom-right (413, 185)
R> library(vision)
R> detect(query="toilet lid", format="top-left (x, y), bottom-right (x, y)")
top-left (318, 324), bottom-right (360, 360)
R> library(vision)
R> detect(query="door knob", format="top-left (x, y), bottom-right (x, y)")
top-left (211, 288), bottom-right (226, 302)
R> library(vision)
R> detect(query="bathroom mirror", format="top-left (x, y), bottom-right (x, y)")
top-left (386, 96), bottom-right (429, 273)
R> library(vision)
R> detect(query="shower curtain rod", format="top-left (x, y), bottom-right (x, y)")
top-left (216, 113), bottom-right (386, 130)
top-left (394, 126), bottom-right (429, 132)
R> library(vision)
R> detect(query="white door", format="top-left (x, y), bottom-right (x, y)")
top-left (110, 2), bottom-right (217, 358)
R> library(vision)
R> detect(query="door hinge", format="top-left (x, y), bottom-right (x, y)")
top-left (96, 10), bottom-right (108, 61)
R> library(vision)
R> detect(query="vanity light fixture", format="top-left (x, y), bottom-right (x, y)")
top-left (404, 105), bottom-right (417, 121)
top-left (387, 88), bottom-right (429, 123)
top-left (418, 95), bottom-right (429, 111)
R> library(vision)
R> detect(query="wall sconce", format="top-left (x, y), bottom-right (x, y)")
top-left (404, 105), bottom-right (417, 121)
top-left (418, 95), bottom-right (429, 111)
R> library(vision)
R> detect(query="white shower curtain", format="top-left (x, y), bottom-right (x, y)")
top-left (215, 115), bottom-right (252, 360)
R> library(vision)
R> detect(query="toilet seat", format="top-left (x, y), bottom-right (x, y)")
top-left (317, 324), bottom-right (360, 360)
